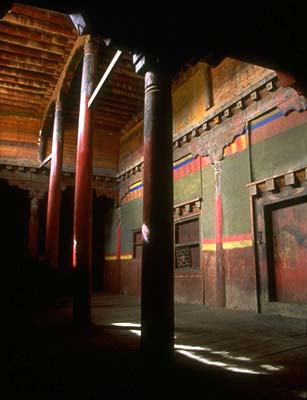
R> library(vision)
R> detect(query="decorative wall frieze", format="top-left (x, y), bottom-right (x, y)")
top-left (94, 185), bottom-right (119, 201)
top-left (0, 161), bottom-right (119, 200)
top-left (276, 92), bottom-right (307, 115)
top-left (173, 85), bottom-right (307, 163)
top-left (116, 78), bottom-right (306, 179)
top-left (173, 72), bottom-right (277, 144)
top-left (0, 163), bottom-right (49, 182)
top-left (5, 177), bottom-right (48, 199)
top-left (119, 170), bottom-right (143, 201)
top-left (173, 197), bottom-right (202, 219)
top-left (246, 166), bottom-right (307, 197)
top-left (117, 74), bottom-right (280, 179)
top-left (118, 159), bottom-right (143, 183)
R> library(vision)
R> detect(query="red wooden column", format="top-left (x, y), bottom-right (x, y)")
top-left (28, 196), bottom-right (40, 258)
top-left (45, 99), bottom-right (64, 269)
top-left (73, 39), bottom-right (98, 327)
top-left (133, 55), bottom-right (174, 362)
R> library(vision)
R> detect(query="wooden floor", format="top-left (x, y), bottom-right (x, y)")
top-left (8, 293), bottom-right (307, 399)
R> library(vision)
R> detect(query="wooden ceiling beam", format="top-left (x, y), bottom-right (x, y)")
top-left (101, 64), bottom-right (144, 80)
top-left (0, 50), bottom-right (59, 69)
top-left (0, 58), bottom-right (56, 76)
top-left (10, 3), bottom-right (76, 30)
top-left (65, 109), bottom-right (127, 126)
top-left (0, 96), bottom-right (42, 108)
top-left (94, 120), bottom-right (122, 132)
top-left (100, 97), bottom-right (141, 112)
top-left (0, 41), bottom-right (63, 62)
top-left (110, 71), bottom-right (144, 88)
top-left (105, 87), bottom-right (144, 102)
top-left (0, 21), bottom-right (71, 47)
top-left (0, 87), bottom-right (44, 100)
top-left (0, 105), bottom-right (39, 118)
top-left (2, 12), bottom-right (77, 39)
top-left (0, 81), bottom-right (50, 95)
top-left (94, 115), bottom-right (128, 126)
top-left (0, 73), bottom-right (53, 89)
top-left (0, 98), bottom-right (39, 110)
top-left (39, 35), bottom-right (89, 139)
top-left (0, 65), bottom-right (57, 82)
top-left (0, 32), bottom-right (68, 56)
top-left (107, 79), bottom-right (144, 95)
top-left (99, 58), bottom-right (134, 73)
top-left (92, 104), bottom-right (134, 117)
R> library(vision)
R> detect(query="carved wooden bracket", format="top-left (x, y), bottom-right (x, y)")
top-left (119, 169), bottom-right (143, 201)
top-left (174, 86), bottom-right (307, 164)
top-left (6, 178), bottom-right (47, 199)
top-left (195, 115), bottom-right (246, 162)
top-left (246, 166), bottom-right (307, 197)
top-left (277, 91), bottom-right (307, 115)
top-left (94, 178), bottom-right (119, 201)
top-left (174, 197), bottom-right (202, 218)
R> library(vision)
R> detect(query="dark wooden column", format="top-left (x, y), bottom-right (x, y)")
top-left (133, 55), bottom-right (174, 361)
top-left (73, 38), bottom-right (98, 327)
top-left (28, 196), bottom-right (40, 258)
top-left (45, 99), bottom-right (64, 269)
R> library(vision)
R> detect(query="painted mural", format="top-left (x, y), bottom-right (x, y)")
top-left (106, 57), bottom-right (307, 316)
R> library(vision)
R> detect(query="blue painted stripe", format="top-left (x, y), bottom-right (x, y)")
top-left (129, 183), bottom-right (143, 192)
top-left (173, 157), bottom-right (194, 170)
top-left (250, 110), bottom-right (283, 131)
top-left (127, 111), bottom-right (284, 191)
top-left (237, 110), bottom-right (283, 139)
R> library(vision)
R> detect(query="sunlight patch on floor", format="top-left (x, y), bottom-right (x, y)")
top-left (111, 322), bottom-right (284, 375)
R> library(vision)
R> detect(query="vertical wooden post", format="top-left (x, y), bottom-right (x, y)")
top-left (214, 161), bottom-right (226, 307)
top-left (200, 62), bottom-right (213, 110)
top-left (28, 196), bottom-right (40, 259)
top-left (133, 55), bottom-right (174, 362)
top-left (45, 99), bottom-right (64, 269)
top-left (73, 38), bottom-right (98, 327)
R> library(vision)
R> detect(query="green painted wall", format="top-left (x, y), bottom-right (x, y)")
top-left (221, 150), bottom-right (251, 236)
top-left (201, 165), bottom-right (215, 238)
top-left (120, 198), bottom-right (143, 253)
top-left (251, 123), bottom-right (307, 181)
top-left (174, 170), bottom-right (201, 204)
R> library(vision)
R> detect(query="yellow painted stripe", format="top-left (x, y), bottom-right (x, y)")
top-left (129, 180), bottom-right (142, 190)
top-left (231, 142), bottom-right (237, 153)
top-left (120, 254), bottom-right (133, 260)
top-left (173, 153), bottom-right (193, 167)
top-left (241, 134), bottom-right (247, 149)
top-left (202, 243), bottom-right (216, 251)
top-left (223, 240), bottom-right (253, 249)
top-left (104, 255), bottom-right (117, 261)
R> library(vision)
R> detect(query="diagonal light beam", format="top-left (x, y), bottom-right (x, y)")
top-left (88, 49), bottom-right (122, 108)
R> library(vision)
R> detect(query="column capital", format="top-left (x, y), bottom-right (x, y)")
top-left (29, 189), bottom-right (46, 200)
top-left (55, 98), bottom-right (63, 112)
top-left (84, 37), bottom-right (99, 55)
top-left (133, 53), bottom-right (171, 76)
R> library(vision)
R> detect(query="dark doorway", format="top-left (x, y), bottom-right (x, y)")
top-left (92, 192), bottom-right (113, 292)
top-left (266, 197), bottom-right (307, 305)
top-left (59, 186), bottom-right (74, 272)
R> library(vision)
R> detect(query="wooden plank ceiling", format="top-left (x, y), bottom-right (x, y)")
top-left (0, 2), bottom-right (144, 159)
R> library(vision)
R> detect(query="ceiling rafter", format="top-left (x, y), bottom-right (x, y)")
top-left (0, 20), bottom-right (71, 46)
top-left (39, 34), bottom-right (89, 138)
